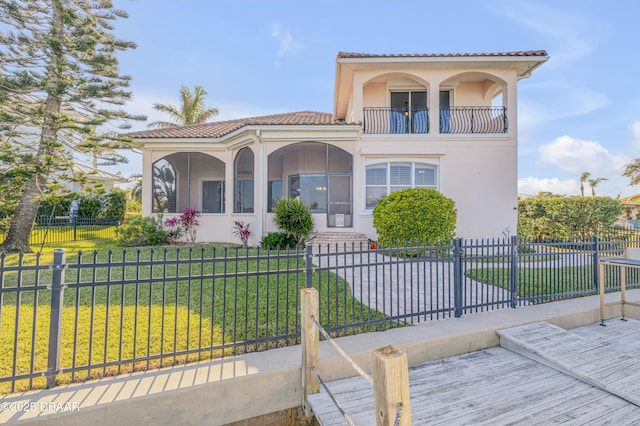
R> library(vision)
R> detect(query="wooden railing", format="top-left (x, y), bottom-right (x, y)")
top-left (301, 288), bottom-right (412, 425)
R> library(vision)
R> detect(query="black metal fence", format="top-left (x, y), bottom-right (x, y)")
top-left (0, 217), bottom-right (120, 246)
top-left (1, 235), bottom-right (638, 394)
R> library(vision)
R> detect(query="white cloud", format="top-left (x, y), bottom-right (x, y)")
top-left (538, 135), bottom-right (629, 174)
top-left (518, 176), bottom-right (578, 196)
top-left (271, 24), bottom-right (304, 58)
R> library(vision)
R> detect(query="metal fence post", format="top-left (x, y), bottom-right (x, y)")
top-left (453, 238), bottom-right (463, 318)
top-left (510, 235), bottom-right (518, 309)
top-left (593, 234), bottom-right (599, 291)
top-left (305, 244), bottom-right (313, 289)
top-left (46, 248), bottom-right (66, 388)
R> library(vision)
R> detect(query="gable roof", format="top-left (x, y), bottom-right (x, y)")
top-left (126, 111), bottom-right (355, 140)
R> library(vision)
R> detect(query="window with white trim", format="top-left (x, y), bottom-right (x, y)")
top-left (365, 162), bottom-right (438, 209)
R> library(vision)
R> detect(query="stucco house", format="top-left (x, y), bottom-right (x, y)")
top-left (128, 51), bottom-right (548, 246)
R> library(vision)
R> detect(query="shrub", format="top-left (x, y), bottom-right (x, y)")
top-left (115, 216), bottom-right (168, 246)
top-left (259, 232), bottom-right (297, 249)
top-left (518, 196), bottom-right (624, 240)
top-left (102, 189), bottom-right (127, 221)
top-left (179, 207), bottom-right (200, 243)
top-left (273, 198), bottom-right (313, 247)
top-left (78, 196), bottom-right (102, 218)
top-left (372, 188), bottom-right (456, 246)
top-left (233, 221), bottom-right (251, 248)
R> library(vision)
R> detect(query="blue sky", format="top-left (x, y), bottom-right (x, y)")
top-left (103, 0), bottom-right (640, 198)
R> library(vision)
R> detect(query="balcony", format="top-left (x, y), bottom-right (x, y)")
top-left (363, 106), bottom-right (507, 134)
top-left (363, 107), bottom-right (429, 134)
top-left (441, 107), bottom-right (508, 134)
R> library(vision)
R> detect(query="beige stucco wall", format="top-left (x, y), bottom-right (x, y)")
top-left (137, 62), bottom-right (525, 244)
top-left (355, 135), bottom-right (516, 240)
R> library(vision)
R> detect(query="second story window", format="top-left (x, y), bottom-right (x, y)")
top-left (390, 91), bottom-right (427, 111)
top-left (389, 91), bottom-right (427, 134)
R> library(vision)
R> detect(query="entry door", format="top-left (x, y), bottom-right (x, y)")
top-left (327, 175), bottom-right (352, 227)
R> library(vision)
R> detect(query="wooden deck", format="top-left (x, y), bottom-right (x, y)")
top-left (308, 319), bottom-right (640, 425)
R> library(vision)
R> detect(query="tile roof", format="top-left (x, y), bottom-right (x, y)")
top-left (126, 111), bottom-right (353, 139)
top-left (337, 50), bottom-right (548, 58)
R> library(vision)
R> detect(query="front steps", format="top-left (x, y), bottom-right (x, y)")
top-left (497, 320), bottom-right (640, 406)
top-left (308, 232), bottom-right (370, 252)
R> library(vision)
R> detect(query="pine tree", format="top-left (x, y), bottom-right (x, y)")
top-left (0, 0), bottom-right (143, 253)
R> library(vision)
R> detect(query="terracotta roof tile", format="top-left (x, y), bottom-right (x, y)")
top-left (126, 111), bottom-right (353, 139)
top-left (337, 50), bottom-right (548, 59)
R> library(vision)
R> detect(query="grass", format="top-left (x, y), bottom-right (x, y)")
top-left (466, 266), bottom-right (601, 303)
top-left (0, 240), bottom-right (388, 394)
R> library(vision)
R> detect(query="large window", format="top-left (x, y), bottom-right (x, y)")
top-left (289, 174), bottom-right (328, 212)
top-left (152, 152), bottom-right (225, 213)
top-left (267, 142), bottom-right (353, 227)
top-left (234, 148), bottom-right (254, 213)
top-left (365, 162), bottom-right (438, 209)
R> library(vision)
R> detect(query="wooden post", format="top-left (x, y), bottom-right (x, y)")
top-left (301, 288), bottom-right (319, 417)
top-left (372, 345), bottom-right (412, 426)
top-left (599, 262), bottom-right (605, 325)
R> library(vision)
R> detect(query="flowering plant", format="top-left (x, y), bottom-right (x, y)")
top-left (164, 208), bottom-right (200, 244)
top-left (180, 207), bottom-right (200, 243)
top-left (233, 220), bottom-right (251, 248)
top-left (164, 216), bottom-right (182, 243)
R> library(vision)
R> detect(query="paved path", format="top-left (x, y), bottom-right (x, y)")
top-left (312, 248), bottom-right (513, 323)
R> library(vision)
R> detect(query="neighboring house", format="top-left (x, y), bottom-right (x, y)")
top-left (128, 51), bottom-right (548, 245)
top-left (66, 163), bottom-right (128, 193)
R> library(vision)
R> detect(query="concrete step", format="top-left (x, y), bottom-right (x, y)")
top-left (497, 321), bottom-right (640, 407)
top-left (309, 232), bottom-right (370, 252)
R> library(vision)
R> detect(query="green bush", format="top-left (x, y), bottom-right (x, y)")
top-left (372, 188), bottom-right (456, 246)
top-left (518, 196), bottom-right (624, 240)
top-left (273, 198), bottom-right (313, 247)
top-left (36, 195), bottom-right (74, 220)
top-left (259, 232), bottom-right (298, 249)
top-left (102, 189), bottom-right (127, 221)
top-left (78, 196), bottom-right (102, 218)
top-left (115, 216), bottom-right (168, 246)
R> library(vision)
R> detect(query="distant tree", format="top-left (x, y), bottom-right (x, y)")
top-left (148, 85), bottom-right (218, 129)
top-left (580, 172), bottom-right (591, 197)
top-left (623, 159), bottom-right (640, 186)
top-left (75, 128), bottom-right (131, 168)
top-left (129, 174), bottom-right (142, 204)
top-left (588, 177), bottom-right (608, 196)
top-left (0, 1), bottom-right (143, 253)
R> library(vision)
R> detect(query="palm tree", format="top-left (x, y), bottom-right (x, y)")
top-left (579, 172), bottom-right (591, 196)
top-left (148, 85), bottom-right (218, 129)
top-left (588, 177), bottom-right (608, 196)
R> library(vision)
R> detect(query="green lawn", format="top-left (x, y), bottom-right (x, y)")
top-left (466, 266), bottom-right (598, 303)
top-left (1, 241), bottom-right (388, 394)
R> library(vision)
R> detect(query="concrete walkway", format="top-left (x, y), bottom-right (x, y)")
top-left (313, 248), bottom-right (513, 322)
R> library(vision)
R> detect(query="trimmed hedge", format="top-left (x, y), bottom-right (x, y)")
top-left (518, 196), bottom-right (624, 240)
top-left (372, 188), bottom-right (456, 245)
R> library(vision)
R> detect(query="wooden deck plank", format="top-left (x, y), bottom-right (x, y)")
top-left (309, 320), bottom-right (640, 425)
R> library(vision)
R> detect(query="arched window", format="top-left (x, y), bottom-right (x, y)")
top-left (234, 148), bottom-right (254, 213)
top-left (365, 162), bottom-right (438, 209)
top-left (152, 158), bottom-right (176, 213)
top-left (152, 153), bottom-right (225, 213)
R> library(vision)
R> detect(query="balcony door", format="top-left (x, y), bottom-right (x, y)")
top-left (390, 91), bottom-right (427, 133)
